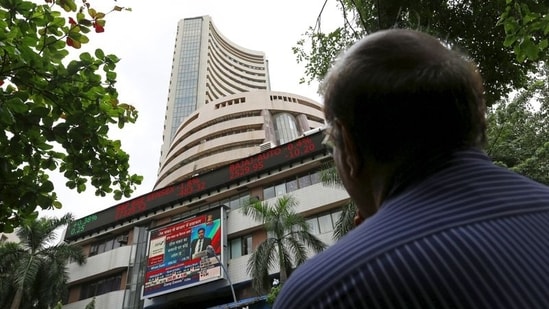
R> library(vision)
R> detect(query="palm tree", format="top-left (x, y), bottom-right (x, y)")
top-left (241, 195), bottom-right (327, 293)
top-left (0, 213), bottom-right (86, 309)
top-left (320, 161), bottom-right (361, 240)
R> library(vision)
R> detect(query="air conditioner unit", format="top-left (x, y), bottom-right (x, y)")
top-left (259, 142), bottom-right (272, 152)
top-left (303, 127), bottom-right (322, 136)
top-left (117, 235), bottom-right (129, 244)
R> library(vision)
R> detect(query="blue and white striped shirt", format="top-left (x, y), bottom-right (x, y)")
top-left (274, 149), bottom-right (549, 309)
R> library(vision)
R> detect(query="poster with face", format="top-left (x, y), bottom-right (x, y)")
top-left (142, 208), bottom-right (223, 298)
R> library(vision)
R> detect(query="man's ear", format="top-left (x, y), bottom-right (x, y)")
top-left (337, 120), bottom-right (362, 178)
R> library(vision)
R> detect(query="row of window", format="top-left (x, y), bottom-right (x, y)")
top-left (306, 209), bottom-right (342, 235)
top-left (194, 170), bottom-right (322, 212)
top-left (214, 96), bottom-right (246, 109)
top-left (170, 21), bottom-right (201, 139)
top-left (79, 273), bottom-right (122, 300)
top-left (263, 170), bottom-right (322, 200)
top-left (89, 233), bottom-right (129, 257)
top-left (208, 48), bottom-right (267, 86)
top-left (227, 208), bottom-right (342, 260)
top-left (209, 31), bottom-right (266, 70)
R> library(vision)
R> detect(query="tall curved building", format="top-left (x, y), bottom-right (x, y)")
top-left (160, 16), bottom-right (271, 166)
top-left (62, 16), bottom-right (349, 309)
top-left (155, 91), bottom-right (325, 188)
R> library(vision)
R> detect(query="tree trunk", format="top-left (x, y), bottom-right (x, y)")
top-left (10, 287), bottom-right (23, 309)
top-left (278, 242), bottom-right (288, 284)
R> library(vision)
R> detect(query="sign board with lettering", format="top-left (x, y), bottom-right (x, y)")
top-left (65, 130), bottom-right (326, 241)
top-left (142, 208), bottom-right (224, 298)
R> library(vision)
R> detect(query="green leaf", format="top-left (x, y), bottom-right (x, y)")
top-left (540, 39), bottom-right (548, 51)
top-left (79, 52), bottom-right (92, 62)
top-left (524, 12), bottom-right (539, 24)
top-left (5, 97), bottom-right (29, 114)
top-left (80, 34), bottom-right (89, 44)
top-left (31, 106), bottom-right (50, 117)
top-left (522, 39), bottom-right (540, 61)
top-left (95, 48), bottom-right (105, 59)
top-left (0, 0), bottom-right (141, 234)
top-left (41, 180), bottom-right (54, 192)
top-left (88, 8), bottom-right (97, 18)
top-left (0, 107), bottom-right (15, 125)
top-left (106, 71), bottom-right (116, 81)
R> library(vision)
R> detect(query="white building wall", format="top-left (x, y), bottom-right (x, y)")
top-left (63, 290), bottom-right (125, 309)
top-left (67, 245), bottom-right (134, 283)
top-left (227, 254), bottom-right (251, 284)
top-left (156, 91), bottom-right (324, 189)
top-left (227, 183), bottom-right (349, 234)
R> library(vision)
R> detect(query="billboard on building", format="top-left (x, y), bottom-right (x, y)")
top-left (142, 208), bottom-right (225, 299)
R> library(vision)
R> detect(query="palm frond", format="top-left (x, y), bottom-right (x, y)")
top-left (241, 198), bottom-right (270, 223)
top-left (283, 236), bottom-right (309, 266)
top-left (293, 230), bottom-right (327, 254)
top-left (320, 161), bottom-right (344, 188)
top-left (3, 214), bottom-right (84, 308)
top-left (243, 194), bottom-right (329, 291)
top-left (247, 238), bottom-right (277, 292)
top-left (333, 202), bottom-right (358, 240)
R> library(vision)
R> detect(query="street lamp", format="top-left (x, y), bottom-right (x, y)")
top-left (207, 245), bottom-right (237, 306)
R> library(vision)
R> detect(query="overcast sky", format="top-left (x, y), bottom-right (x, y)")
top-left (40, 0), bottom-right (342, 220)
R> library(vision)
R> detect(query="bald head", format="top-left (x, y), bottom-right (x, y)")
top-left (322, 29), bottom-right (486, 163)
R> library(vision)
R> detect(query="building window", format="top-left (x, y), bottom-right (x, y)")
top-left (274, 183), bottom-right (286, 197)
top-left (89, 232), bottom-right (129, 257)
top-left (306, 218), bottom-right (320, 235)
top-left (318, 213), bottom-right (334, 234)
top-left (263, 186), bottom-right (275, 200)
top-left (262, 170), bottom-right (322, 200)
top-left (214, 193), bottom-right (250, 210)
top-left (306, 209), bottom-right (341, 235)
top-left (228, 193), bottom-right (250, 210)
top-left (229, 235), bottom-right (252, 259)
top-left (79, 273), bottom-right (122, 300)
top-left (273, 112), bottom-right (299, 145)
top-left (298, 174), bottom-right (312, 188)
top-left (286, 179), bottom-right (298, 193)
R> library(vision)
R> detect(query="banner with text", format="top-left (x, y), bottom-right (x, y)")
top-left (142, 208), bottom-right (224, 299)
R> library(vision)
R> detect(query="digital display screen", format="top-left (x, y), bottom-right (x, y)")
top-left (142, 208), bottom-right (224, 299)
top-left (65, 130), bottom-right (326, 241)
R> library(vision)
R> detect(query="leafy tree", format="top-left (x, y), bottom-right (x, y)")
top-left (241, 195), bottom-right (327, 293)
top-left (487, 73), bottom-right (549, 185)
top-left (499, 0), bottom-right (549, 62)
top-left (0, 213), bottom-right (86, 309)
top-left (297, 0), bottom-right (549, 239)
top-left (266, 284), bottom-right (281, 305)
top-left (294, 0), bottom-right (549, 106)
top-left (0, 0), bottom-right (141, 233)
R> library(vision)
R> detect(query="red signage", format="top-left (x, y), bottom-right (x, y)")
top-left (65, 130), bottom-right (326, 240)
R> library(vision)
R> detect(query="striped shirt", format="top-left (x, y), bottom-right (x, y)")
top-left (274, 149), bottom-right (549, 309)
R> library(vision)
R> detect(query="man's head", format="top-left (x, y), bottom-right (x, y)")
top-left (322, 29), bottom-right (486, 210)
top-left (197, 227), bottom-right (205, 239)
